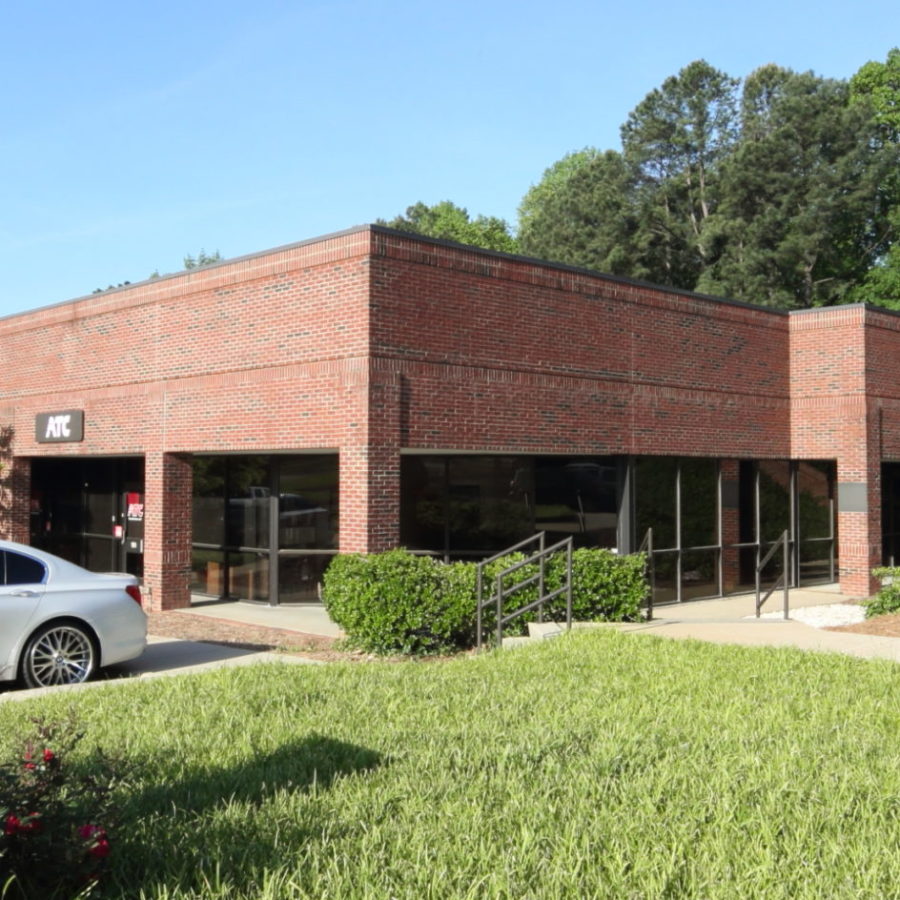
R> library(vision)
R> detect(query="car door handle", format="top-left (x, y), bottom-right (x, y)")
top-left (12, 590), bottom-right (39, 597)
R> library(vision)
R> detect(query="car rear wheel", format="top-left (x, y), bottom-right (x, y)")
top-left (21, 623), bottom-right (97, 688)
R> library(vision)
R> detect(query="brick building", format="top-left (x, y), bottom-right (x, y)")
top-left (1, 225), bottom-right (898, 610)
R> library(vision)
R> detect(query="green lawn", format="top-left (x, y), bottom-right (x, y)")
top-left (4, 631), bottom-right (900, 898)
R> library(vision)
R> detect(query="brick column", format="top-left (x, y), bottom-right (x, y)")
top-left (0, 455), bottom-right (31, 544)
top-left (143, 452), bottom-right (193, 611)
top-left (339, 367), bottom-right (401, 554)
top-left (836, 449), bottom-right (882, 599)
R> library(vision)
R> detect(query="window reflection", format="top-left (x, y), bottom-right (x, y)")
top-left (191, 454), bottom-right (338, 604)
top-left (279, 457), bottom-right (338, 550)
top-left (635, 458), bottom-right (677, 550)
top-left (399, 455), bottom-right (621, 558)
top-left (758, 460), bottom-right (791, 542)
top-left (680, 459), bottom-right (717, 547)
top-left (227, 457), bottom-right (271, 549)
top-left (535, 458), bottom-right (618, 548)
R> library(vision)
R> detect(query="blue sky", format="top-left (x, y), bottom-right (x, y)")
top-left (2, 0), bottom-right (898, 317)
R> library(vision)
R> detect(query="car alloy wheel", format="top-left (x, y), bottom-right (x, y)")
top-left (21, 623), bottom-right (97, 688)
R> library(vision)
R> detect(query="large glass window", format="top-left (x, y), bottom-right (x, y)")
top-left (191, 454), bottom-right (338, 604)
top-left (400, 454), bottom-right (621, 559)
top-left (680, 459), bottom-right (718, 548)
top-left (758, 460), bottom-right (791, 543)
top-left (535, 458), bottom-right (618, 548)
top-left (884, 463), bottom-right (900, 565)
top-left (228, 456), bottom-right (271, 549)
top-left (731, 459), bottom-right (835, 592)
top-left (634, 457), bottom-right (677, 550)
top-left (447, 457), bottom-right (532, 554)
top-left (635, 457), bottom-right (719, 604)
top-left (400, 456), bottom-right (446, 553)
top-left (279, 457), bottom-right (338, 550)
top-left (192, 457), bottom-right (226, 545)
top-left (30, 457), bottom-right (145, 577)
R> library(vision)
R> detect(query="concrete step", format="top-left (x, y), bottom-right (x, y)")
top-left (527, 621), bottom-right (566, 640)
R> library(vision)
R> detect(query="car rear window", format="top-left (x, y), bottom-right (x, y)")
top-left (3, 551), bottom-right (47, 585)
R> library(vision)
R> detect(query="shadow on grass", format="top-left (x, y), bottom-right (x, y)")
top-left (109, 734), bottom-right (382, 896)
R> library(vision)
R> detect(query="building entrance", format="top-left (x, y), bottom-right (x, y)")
top-left (30, 457), bottom-right (145, 578)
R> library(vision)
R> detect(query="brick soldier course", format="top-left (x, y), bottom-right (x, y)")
top-left (0, 225), bottom-right (897, 608)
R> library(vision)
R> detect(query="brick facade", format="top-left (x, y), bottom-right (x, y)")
top-left (0, 225), bottom-right (896, 606)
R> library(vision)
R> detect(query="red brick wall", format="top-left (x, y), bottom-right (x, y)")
top-left (0, 229), bottom-right (374, 608)
top-left (789, 306), bottom-right (892, 596)
top-left (2, 225), bottom-right (898, 605)
top-left (370, 230), bottom-right (792, 459)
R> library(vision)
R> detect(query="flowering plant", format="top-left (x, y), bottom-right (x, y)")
top-left (0, 716), bottom-right (121, 897)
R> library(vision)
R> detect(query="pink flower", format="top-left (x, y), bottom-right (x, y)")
top-left (89, 837), bottom-right (111, 859)
top-left (20, 813), bottom-right (42, 834)
top-left (79, 823), bottom-right (110, 857)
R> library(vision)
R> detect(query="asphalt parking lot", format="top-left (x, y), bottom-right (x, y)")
top-left (0, 635), bottom-right (322, 702)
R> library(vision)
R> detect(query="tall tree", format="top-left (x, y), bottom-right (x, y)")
top-left (704, 67), bottom-right (898, 308)
top-left (378, 201), bottom-right (517, 253)
top-left (620, 60), bottom-right (739, 289)
top-left (517, 149), bottom-right (600, 251)
top-left (848, 49), bottom-right (900, 308)
top-left (517, 150), bottom-right (639, 276)
top-left (851, 47), bottom-right (900, 141)
top-left (519, 58), bottom-right (899, 309)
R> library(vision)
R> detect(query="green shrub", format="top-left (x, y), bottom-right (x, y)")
top-left (323, 546), bottom-right (649, 655)
top-left (553, 548), bottom-right (647, 622)
top-left (865, 567), bottom-right (900, 618)
top-left (322, 551), bottom-right (474, 655)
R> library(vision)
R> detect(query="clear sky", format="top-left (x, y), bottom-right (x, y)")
top-left (2, 0), bottom-right (898, 318)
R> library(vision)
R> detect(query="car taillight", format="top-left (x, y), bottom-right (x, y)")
top-left (126, 585), bottom-right (143, 606)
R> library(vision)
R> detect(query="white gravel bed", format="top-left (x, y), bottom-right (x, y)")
top-left (749, 603), bottom-right (866, 628)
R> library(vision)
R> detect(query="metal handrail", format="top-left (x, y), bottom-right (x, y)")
top-left (755, 529), bottom-right (790, 619)
top-left (476, 533), bottom-right (573, 650)
top-left (638, 527), bottom-right (655, 621)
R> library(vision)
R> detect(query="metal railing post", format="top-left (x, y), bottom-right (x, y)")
top-left (496, 571), bottom-right (503, 648)
top-left (782, 529), bottom-right (789, 621)
top-left (537, 532), bottom-right (545, 624)
top-left (638, 527), bottom-right (654, 621)
top-left (756, 530), bottom-right (790, 619)
top-left (476, 566), bottom-right (483, 651)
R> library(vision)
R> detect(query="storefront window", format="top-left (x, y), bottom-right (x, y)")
top-left (227, 456), bottom-right (271, 549)
top-left (400, 454), bottom-right (621, 559)
top-left (400, 457), bottom-right (446, 553)
top-left (192, 457), bottom-right (226, 545)
top-left (279, 457), bottom-right (338, 550)
top-left (447, 457), bottom-right (532, 554)
top-left (191, 454), bottom-right (338, 604)
top-left (635, 457), bottom-right (677, 550)
top-left (535, 458), bottom-right (618, 548)
top-left (680, 458), bottom-right (718, 548)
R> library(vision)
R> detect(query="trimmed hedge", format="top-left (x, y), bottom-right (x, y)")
top-left (322, 547), bottom-right (648, 655)
top-left (865, 566), bottom-right (900, 618)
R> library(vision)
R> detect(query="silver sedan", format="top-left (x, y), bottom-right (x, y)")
top-left (0, 540), bottom-right (147, 689)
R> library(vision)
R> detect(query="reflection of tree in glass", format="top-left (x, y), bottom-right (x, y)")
top-left (757, 463), bottom-right (791, 541)
top-left (634, 458), bottom-right (678, 549)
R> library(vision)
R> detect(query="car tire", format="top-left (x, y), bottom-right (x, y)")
top-left (20, 622), bottom-right (97, 689)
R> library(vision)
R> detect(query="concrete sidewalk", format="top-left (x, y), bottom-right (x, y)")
top-left (180, 598), bottom-right (344, 637)
top-left (611, 586), bottom-right (900, 663)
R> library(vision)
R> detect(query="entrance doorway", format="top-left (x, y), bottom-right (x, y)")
top-left (30, 457), bottom-right (145, 578)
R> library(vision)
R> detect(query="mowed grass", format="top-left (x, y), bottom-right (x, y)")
top-left (5, 631), bottom-right (900, 898)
